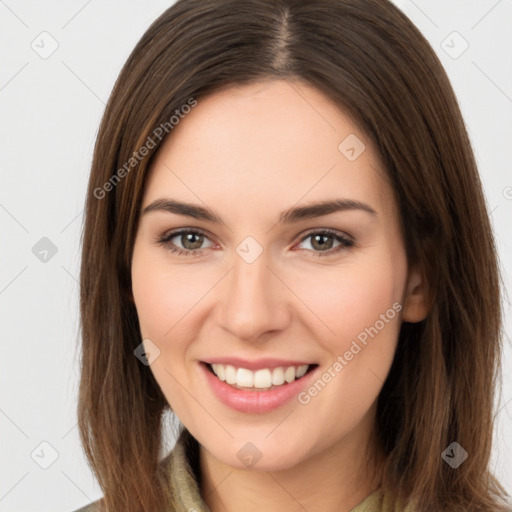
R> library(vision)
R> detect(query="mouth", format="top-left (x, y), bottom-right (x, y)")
top-left (203, 361), bottom-right (318, 391)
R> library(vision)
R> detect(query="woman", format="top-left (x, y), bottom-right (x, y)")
top-left (74, 0), bottom-right (511, 511)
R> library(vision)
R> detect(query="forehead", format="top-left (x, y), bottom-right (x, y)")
top-left (143, 79), bottom-right (395, 223)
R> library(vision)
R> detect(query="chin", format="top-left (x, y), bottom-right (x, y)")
top-left (207, 434), bottom-right (310, 472)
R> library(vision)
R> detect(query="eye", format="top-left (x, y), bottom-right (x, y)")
top-left (156, 227), bottom-right (354, 258)
top-left (295, 229), bottom-right (354, 257)
top-left (156, 228), bottom-right (215, 257)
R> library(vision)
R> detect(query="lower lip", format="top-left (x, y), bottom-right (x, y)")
top-left (199, 362), bottom-right (318, 414)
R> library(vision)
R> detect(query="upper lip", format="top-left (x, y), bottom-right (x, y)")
top-left (202, 357), bottom-right (315, 371)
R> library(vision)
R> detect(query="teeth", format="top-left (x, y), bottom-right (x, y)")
top-left (284, 366), bottom-right (295, 383)
top-left (296, 364), bottom-right (308, 378)
top-left (209, 363), bottom-right (310, 390)
top-left (254, 369), bottom-right (272, 388)
top-left (225, 364), bottom-right (236, 384)
top-left (271, 367), bottom-right (285, 385)
top-left (214, 363), bottom-right (225, 381)
top-left (237, 368), bottom-right (253, 387)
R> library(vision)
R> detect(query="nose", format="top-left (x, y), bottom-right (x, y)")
top-left (218, 249), bottom-right (291, 342)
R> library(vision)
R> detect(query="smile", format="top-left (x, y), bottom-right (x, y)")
top-left (207, 362), bottom-right (311, 390)
top-left (200, 361), bottom-right (319, 413)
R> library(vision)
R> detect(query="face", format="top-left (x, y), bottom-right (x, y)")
top-left (131, 79), bottom-right (426, 471)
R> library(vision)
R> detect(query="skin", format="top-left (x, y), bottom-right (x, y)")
top-left (131, 79), bottom-right (427, 512)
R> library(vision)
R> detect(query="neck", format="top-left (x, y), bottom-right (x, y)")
top-left (198, 406), bottom-right (384, 512)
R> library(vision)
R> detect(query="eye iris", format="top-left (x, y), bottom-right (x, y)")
top-left (311, 234), bottom-right (333, 251)
top-left (181, 232), bottom-right (203, 250)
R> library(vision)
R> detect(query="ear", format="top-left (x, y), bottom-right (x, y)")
top-left (402, 265), bottom-right (429, 323)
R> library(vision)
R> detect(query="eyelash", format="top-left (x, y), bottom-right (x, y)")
top-left (155, 228), bottom-right (354, 258)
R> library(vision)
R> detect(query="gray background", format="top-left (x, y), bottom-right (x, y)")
top-left (1, 1), bottom-right (511, 510)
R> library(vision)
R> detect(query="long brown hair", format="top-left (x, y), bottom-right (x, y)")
top-left (77, 1), bottom-right (510, 510)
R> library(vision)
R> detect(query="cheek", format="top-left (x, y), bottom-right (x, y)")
top-left (291, 259), bottom-right (404, 434)
top-left (289, 257), bottom-right (404, 352)
top-left (131, 246), bottom-right (209, 339)
top-left (131, 246), bottom-right (208, 412)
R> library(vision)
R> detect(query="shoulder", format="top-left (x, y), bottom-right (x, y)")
top-left (70, 498), bottom-right (103, 512)
top-left (351, 489), bottom-right (419, 512)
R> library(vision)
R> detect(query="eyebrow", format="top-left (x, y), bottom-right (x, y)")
top-left (142, 197), bottom-right (377, 224)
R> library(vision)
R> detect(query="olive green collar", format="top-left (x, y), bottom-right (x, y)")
top-left (164, 427), bottom-right (408, 512)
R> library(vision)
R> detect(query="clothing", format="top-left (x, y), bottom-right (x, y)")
top-left (72, 428), bottom-right (412, 512)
